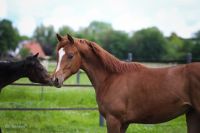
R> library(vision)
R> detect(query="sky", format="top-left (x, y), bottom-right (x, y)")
top-left (0, 0), bottom-right (200, 38)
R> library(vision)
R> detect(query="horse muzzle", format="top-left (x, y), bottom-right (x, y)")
top-left (52, 76), bottom-right (64, 88)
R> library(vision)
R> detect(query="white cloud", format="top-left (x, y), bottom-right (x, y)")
top-left (43, 5), bottom-right (82, 31)
top-left (17, 17), bottom-right (37, 36)
top-left (7, 0), bottom-right (58, 21)
top-left (43, 5), bottom-right (107, 31)
top-left (2, 0), bottom-right (200, 38)
top-left (0, 0), bottom-right (7, 18)
top-left (150, 7), bottom-right (200, 37)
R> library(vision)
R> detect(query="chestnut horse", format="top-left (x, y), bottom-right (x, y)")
top-left (0, 53), bottom-right (52, 92)
top-left (52, 34), bottom-right (200, 133)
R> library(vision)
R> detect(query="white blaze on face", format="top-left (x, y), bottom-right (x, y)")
top-left (56, 48), bottom-right (65, 72)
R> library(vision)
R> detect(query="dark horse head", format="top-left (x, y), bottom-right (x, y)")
top-left (0, 53), bottom-right (52, 91)
top-left (24, 53), bottom-right (52, 85)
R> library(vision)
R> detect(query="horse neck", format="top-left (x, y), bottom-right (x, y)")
top-left (12, 60), bottom-right (27, 76)
top-left (80, 57), bottom-right (110, 90)
top-left (0, 60), bottom-right (28, 90)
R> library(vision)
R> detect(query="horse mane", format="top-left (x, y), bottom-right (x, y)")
top-left (77, 39), bottom-right (145, 73)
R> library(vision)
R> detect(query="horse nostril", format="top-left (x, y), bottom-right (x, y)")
top-left (55, 78), bottom-right (58, 82)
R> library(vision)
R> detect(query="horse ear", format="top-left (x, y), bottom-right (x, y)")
top-left (56, 33), bottom-right (63, 42)
top-left (33, 53), bottom-right (39, 58)
top-left (67, 34), bottom-right (74, 44)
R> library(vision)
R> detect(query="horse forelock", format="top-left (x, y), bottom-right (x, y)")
top-left (56, 42), bottom-right (66, 52)
top-left (76, 39), bottom-right (145, 73)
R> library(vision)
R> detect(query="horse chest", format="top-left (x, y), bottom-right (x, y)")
top-left (96, 92), bottom-right (127, 120)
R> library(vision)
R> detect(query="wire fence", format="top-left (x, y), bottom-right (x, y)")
top-left (0, 107), bottom-right (97, 111)
top-left (0, 83), bottom-right (105, 126)
top-left (9, 83), bottom-right (92, 87)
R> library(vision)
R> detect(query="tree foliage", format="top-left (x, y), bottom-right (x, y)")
top-left (33, 24), bottom-right (57, 55)
top-left (19, 47), bottom-right (30, 57)
top-left (101, 30), bottom-right (130, 59)
top-left (165, 33), bottom-right (185, 59)
top-left (1, 19), bottom-right (200, 60)
top-left (77, 21), bottom-right (113, 44)
top-left (58, 26), bottom-right (75, 36)
top-left (129, 27), bottom-right (167, 60)
top-left (0, 19), bottom-right (20, 55)
top-left (33, 24), bottom-right (56, 46)
top-left (192, 30), bottom-right (200, 59)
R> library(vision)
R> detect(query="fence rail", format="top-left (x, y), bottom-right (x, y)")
top-left (10, 83), bottom-right (92, 87)
top-left (0, 107), bottom-right (97, 111)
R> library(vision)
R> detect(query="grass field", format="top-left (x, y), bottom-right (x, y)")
top-left (0, 62), bottom-right (187, 133)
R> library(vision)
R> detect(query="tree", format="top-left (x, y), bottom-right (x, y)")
top-left (32, 24), bottom-right (57, 56)
top-left (19, 47), bottom-right (30, 57)
top-left (58, 25), bottom-right (75, 36)
top-left (77, 21), bottom-right (113, 44)
top-left (192, 30), bottom-right (200, 59)
top-left (77, 21), bottom-right (131, 59)
top-left (165, 33), bottom-right (184, 59)
top-left (0, 19), bottom-right (20, 56)
top-left (19, 35), bottom-right (30, 41)
top-left (101, 30), bottom-right (130, 59)
top-left (130, 27), bottom-right (167, 60)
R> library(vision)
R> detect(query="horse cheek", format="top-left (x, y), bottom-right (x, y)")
top-left (72, 59), bottom-right (81, 73)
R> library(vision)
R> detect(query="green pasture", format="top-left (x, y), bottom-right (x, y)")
top-left (0, 62), bottom-right (187, 133)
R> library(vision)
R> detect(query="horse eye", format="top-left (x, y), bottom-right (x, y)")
top-left (67, 54), bottom-right (74, 59)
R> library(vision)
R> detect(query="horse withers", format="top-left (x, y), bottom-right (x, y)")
top-left (52, 34), bottom-right (200, 133)
top-left (0, 53), bottom-right (52, 92)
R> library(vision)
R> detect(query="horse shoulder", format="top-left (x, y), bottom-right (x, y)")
top-left (97, 74), bottom-right (129, 118)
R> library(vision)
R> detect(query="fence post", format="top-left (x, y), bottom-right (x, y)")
top-left (76, 70), bottom-right (80, 85)
top-left (186, 53), bottom-right (192, 63)
top-left (127, 53), bottom-right (133, 61)
top-left (99, 114), bottom-right (104, 127)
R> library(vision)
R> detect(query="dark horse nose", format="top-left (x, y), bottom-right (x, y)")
top-left (54, 77), bottom-right (59, 84)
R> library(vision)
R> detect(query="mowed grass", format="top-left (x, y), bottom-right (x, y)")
top-left (0, 62), bottom-right (187, 133)
top-left (0, 87), bottom-right (105, 133)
